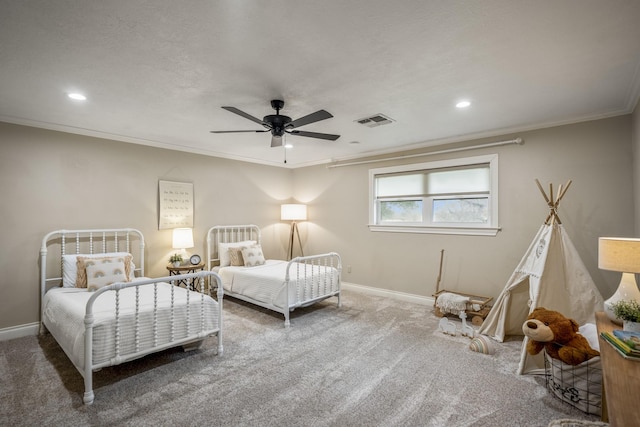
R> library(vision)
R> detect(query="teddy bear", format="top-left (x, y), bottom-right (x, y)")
top-left (522, 307), bottom-right (599, 365)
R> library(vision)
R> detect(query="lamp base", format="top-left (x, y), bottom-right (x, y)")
top-left (286, 221), bottom-right (304, 261)
top-left (604, 272), bottom-right (640, 325)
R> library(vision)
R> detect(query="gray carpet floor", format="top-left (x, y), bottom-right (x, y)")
top-left (0, 290), bottom-right (601, 426)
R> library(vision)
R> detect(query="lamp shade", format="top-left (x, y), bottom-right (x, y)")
top-left (598, 237), bottom-right (640, 274)
top-left (172, 228), bottom-right (194, 249)
top-left (281, 204), bottom-right (307, 221)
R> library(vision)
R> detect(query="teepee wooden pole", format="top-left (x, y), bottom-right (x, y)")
top-left (556, 180), bottom-right (572, 204)
top-left (536, 179), bottom-right (553, 224)
top-left (535, 179), bottom-right (550, 204)
top-left (535, 179), bottom-right (572, 225)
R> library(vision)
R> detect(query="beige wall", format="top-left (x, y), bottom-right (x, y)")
top-left (0, 122), bottom-right (292, 329)
top-left (293, 115), bottom-right (634, 302)
top-left (0, 114), bottom-right (635, 330)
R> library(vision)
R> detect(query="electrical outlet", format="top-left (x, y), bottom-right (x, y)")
top-left (347, 265), bottom-right (352, 273)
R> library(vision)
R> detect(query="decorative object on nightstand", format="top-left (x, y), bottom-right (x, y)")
top-left (598, 237), bottom-right (640, 324)
top-left (610, 299), bottom-right (640, 332)
top-left (189, 254), bottom-right (201, 265)
top-left (172, 227), bottom-right (194, 259)
top-left (281, 203), bottom-right (307, 260)
top-left (169, 253), bottom-right (183, 267)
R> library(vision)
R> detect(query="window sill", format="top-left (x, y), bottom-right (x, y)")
top-left (368, 224), bottom-right (501, 236)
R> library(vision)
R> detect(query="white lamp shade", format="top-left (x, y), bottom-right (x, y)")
top-left (281, 204), bottom-right (307, 221)
top-left (598, 237), bottom-right (640, 273)
top-left (172, 228), bottom-right (194, 249)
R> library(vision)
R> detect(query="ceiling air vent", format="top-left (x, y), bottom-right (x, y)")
top-left (356, 113), bottom-right (394, 128)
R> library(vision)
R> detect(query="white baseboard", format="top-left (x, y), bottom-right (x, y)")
top-left (1, 284), bottom-right (432, 341)
top-left (341, 281), bottom-right (435, 306)
top-left (0, 322), bottom-right (40, 342)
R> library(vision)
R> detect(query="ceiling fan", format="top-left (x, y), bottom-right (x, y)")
top-left (210, 99), bottom-right (340, 147)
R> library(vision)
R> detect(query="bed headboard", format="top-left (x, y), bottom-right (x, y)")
top-left (206, 224), bottom-right (261, 269)
top-left (40, 228), bottom-right (145, 300)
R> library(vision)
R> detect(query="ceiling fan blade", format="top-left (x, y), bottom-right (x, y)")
top-left (210, 129), bottom-right (269, 134)
top-left (271, 135), bottom-right (283, 147)
top-left (289, 130), bottom-right (340, 141)
top-left (221, 106), bottom-right (266, 126)
top-left (287, 110), bottom-right (333, 129)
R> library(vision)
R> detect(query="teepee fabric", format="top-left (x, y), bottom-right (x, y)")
top-left (478, 181), bottom-right (604, 375)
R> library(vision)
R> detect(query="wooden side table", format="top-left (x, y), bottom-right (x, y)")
top-left (166, 263), bottom-right (205, 291)
top-left (595, 311), bottom-right (640, 426)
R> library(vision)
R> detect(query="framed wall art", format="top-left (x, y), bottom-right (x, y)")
top-left (158, 180), bottom-right (194, 229)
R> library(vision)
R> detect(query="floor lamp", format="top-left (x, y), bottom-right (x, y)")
top-left (281, 204), bottom-right (307, 260)
top-left (598, 237), bottom-right (640, 324)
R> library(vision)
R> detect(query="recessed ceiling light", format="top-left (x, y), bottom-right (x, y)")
top-left (68, 93), bottom-right (87, 101)
top-left (456, 100), bottom-right (471, 108)
top-left (284, 143), bottom-right (293, 149)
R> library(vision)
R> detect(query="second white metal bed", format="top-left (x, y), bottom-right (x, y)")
top-left (40, 228), bottom-right (223, 405)
top-left (206, 224), bottom-right (341, 327)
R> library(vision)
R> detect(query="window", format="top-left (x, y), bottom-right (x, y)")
top-left (369, 154), bottom-right (500, 236)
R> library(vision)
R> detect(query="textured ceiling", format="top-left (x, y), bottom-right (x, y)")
top-left (1, 1), bottom-right (640, 168)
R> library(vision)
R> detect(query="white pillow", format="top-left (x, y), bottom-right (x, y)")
top-left (85, 260), bottom-right (127, 292)
top-left (62, 252), bottom-right (135, 288)
top-left (241, 244), bottom-right (266, 267)
top-left (219, 240), bottom-right (256, 267)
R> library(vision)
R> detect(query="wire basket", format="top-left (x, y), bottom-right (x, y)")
top-left (544, 351), bottom-right (602, 416)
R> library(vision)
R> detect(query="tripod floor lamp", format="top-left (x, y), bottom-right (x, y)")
top-left (281, 204), bottom-right (307, 260)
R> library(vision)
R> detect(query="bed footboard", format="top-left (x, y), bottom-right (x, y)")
top-left (80, 271), bottom-right (223, 405)
top-left (283, 252), bottom-right (342, 327)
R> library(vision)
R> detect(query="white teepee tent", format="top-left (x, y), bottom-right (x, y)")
top-left (478, 180), bottom-right (604, 375)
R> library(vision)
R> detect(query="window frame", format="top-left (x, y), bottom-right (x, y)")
top-left (368, 154), bottom-right (500, 236)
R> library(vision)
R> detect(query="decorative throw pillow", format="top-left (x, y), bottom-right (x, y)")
top-left (241, 244), bottom-right (265, 267)
top-left (76, 254), bottom-right (132, 288)
top-left (228, 247), bottom-right (245, 266)
top-left (62, 252), bottom-right (134, 288)
top-left (85, 260), bottom-right (127, 292)
top-left (219, 240), bottom-right (256, 267)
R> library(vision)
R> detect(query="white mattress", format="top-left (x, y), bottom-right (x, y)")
top-left (42, 279), bottom-right (220, 371)
top-left (218, 259), bottom-right (339, 309)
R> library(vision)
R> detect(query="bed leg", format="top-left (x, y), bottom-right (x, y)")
top-left (83, 366), bottom-right (94, 404)
top-left (83, 389), bottom-right (94, 405)
top-left (337, 292), bottom-right (342, 308)
top-left (284, 311), bottom-right (291, 328)
top-left (217, 332), bottom-right (224, 356)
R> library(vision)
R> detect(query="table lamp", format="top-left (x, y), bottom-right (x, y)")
top-left (598, 237), bottom-right (640, 324)
top-left (281, 204), bottom-right (307, 260)
top-left (172, 227), bottom-right (194, 261)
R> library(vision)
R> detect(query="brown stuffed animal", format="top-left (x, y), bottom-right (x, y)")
top-left (522, 307), bottom-right (599, 365)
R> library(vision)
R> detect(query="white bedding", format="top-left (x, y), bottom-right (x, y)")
top-left (218, 259), bottom-right (340, 309)
top-left (42, 279), bottom-right (220, 371)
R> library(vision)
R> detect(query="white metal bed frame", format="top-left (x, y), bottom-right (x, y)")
top-left (206, 224), bottom-right (341, 327)
top-left (40, 228), bottom-right (224, 405)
